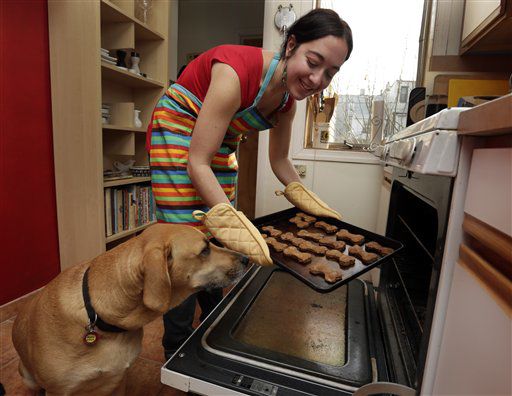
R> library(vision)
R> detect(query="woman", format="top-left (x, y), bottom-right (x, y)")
top-left (147, 8), bottom-right (353, 358)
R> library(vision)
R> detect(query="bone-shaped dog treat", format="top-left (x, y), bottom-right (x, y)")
top-left (261, 225), bottom-right (283, 238)
top-left (283, 246), bottom-right (312, 264)
top-left (296, 212), bottom-right (317, 223)
top-left (314, 221), bottom-right (338, 234)
top-left (296, 220), bottom-right (311, 229)
top-left (297, 229), bottom-right (324, 242)
top-left (325, 249), bottom-right (356, 268)
top-left (336, 229), bottom-right (365, 245)
top-left (289, 216), bottom-right (302, 224)
top-left (318, 236), bottom-right (346, 250)
top-left (365, 241), bottom-right (394, 256)
top-left (298, 241), bottom-right (328, 255)
top-left (261, 233), bottom-right (268, 239)
top-left (289, 237), bottom-right (308, 247)
top-left (309, 262), bottom-right (343, 283)
top-left (348, 245), bottom-right (379, 265)
top-left (268, 228), bottom-right (282, 237)
top-left (265, 237), bottom-right (288, 252)
top-left (279, 232), bottom-right (296, 242)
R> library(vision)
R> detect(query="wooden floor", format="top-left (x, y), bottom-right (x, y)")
top-left (0, 313), bottom-right (191, 395)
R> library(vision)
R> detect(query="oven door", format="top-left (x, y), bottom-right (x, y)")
top-left (161, 265), bottom-right (383, 395)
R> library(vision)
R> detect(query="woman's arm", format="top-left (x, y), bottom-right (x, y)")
top-left (187, 62), bottom-right (241, 208)
top-left (269, 101), bottom-right (301, 186)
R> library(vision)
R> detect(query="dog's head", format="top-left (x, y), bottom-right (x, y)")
top-left (139, 224), bottom-right (249, 313)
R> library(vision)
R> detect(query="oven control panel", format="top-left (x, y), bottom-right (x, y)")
top-left (232, 374), bottom-right (279, 395)
top-left (382, 130), bottom-right (460, 176)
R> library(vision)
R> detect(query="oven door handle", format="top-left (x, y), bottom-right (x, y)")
top-left (353, 381), bottom-right (416, 396)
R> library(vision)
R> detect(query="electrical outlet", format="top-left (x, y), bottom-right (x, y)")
top-left (294, 164), bottom-right (307, 178)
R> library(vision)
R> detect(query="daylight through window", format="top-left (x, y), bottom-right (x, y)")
top-left (305, 0), bottom-right (425, 151)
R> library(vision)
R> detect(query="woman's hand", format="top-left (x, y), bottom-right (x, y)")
top-left (188, 63), bottom-right (242, 208)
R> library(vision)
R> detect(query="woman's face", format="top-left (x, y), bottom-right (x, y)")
top-left (284, 35), bottom-right (348, 100)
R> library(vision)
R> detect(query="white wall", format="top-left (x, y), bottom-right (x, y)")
top-left (178, 0), bottom-right (264, 68)
top-left (256, 0), bottom-right (383, 232)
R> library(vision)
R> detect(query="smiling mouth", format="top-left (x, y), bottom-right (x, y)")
top-left (299, 80), bottom-right (315, 93)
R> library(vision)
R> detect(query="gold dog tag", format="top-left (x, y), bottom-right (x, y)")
top-left (83, 330), bottom-right (99, 346)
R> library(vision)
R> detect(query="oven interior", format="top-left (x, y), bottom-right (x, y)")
top-left (377, 169), bottom-right (453, 389)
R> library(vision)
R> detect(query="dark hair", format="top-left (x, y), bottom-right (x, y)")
top-left (281, 8), bottom-right (353, 61)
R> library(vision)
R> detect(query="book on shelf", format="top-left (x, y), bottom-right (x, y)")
top-left (104, 188), bottom-right (113, 237)
top-left (104, 182), bottom-right (156, 238)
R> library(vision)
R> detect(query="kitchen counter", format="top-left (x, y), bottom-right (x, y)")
top-left (458, 93), bottom-right (512, 136)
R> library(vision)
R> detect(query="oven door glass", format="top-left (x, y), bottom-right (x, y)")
top-left (204, 267), bottom-right (374, 388)
top-left (232, 271), bottom-right (347, 366)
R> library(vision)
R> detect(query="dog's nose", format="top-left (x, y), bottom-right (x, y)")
top-left (240, 255), bottom-right (250, 266)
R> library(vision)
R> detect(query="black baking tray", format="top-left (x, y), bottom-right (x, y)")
top-left (253, 208), bottom-right (403, 293)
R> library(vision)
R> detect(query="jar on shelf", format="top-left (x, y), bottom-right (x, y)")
top-left (134, 110), bottom-right (142, 128)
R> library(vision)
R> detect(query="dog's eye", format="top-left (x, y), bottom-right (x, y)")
top-left (200, 245), bottom-right (210, 257)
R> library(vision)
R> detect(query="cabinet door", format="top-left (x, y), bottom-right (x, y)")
top-left (460, 0), bottom-right (512, 54)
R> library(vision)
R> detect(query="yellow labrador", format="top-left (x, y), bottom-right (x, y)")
top-left (12, 224), bottom-right (249, 396)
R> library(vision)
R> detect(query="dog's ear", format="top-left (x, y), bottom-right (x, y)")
top-left (142, 244), bottom-right (172, 313)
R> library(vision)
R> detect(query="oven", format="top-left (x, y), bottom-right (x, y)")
top-left (160, 108), bottom-right (468, 395)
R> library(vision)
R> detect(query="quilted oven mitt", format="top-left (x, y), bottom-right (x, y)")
top-left (275, 182), bottom-right (342, 220)
top-left (192, 203), bottom-right (273, 266)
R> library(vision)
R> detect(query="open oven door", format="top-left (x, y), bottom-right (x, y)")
top-left (161, 263), bottom-right (389, 395)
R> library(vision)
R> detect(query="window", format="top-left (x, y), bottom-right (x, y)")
top-left (305, 0), bottom-right (425, 151)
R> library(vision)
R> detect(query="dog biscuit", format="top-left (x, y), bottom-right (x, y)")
top-left (297, 212), bottom-right (317, 223)
top-left (325, 249), bottom-right (356, 268)
top-left (289, 216), bottom-right (302, 224)
top-left (261, 233), bottom-right (268, 239)
top-left (348, 245), bottom-right (379, 265)
top-left (314, 221), bottom-right (338, 234)
top-left (261, 225), bottom-right (283, 237)
top-left (336, 229), bottom-right (365, 245)
top-left (279, 232), bottom-right (296, 242)
top-left (318, 236), bottom-right (346, 250)
top-left (297, 229), bottom-right (324, 242)
top-left (296, 220), bottom-right (311, 229)
top-left (309, 262), bottom-right (343, 283)
top-left (365, 241), bottom-right (394, 256)
top-left (265, 237), bottom-right (288, 252)
top-left (289, 237), bottom-right (308, 247)
top-left (298, 240), bottom-right (328, 255)
top-left (283, 246), bottom-right (312, 264)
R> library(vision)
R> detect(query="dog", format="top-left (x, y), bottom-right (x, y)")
top-left (12, 223), bottom-right (249, 395)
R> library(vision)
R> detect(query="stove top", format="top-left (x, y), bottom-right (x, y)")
top-left (378, 108), bottom-right (469, 176)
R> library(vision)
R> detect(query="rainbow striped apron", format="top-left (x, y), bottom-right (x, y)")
top-left (149, 54), bottom-right (288, 233)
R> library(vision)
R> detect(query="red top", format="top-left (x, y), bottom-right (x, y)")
top-left (177, 44), bottom-right (294, 112)
top-left (146, 45), bottom-right (294, 150)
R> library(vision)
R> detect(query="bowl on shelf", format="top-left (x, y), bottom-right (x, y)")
top-left (130, 166), bottom-right (151, 178)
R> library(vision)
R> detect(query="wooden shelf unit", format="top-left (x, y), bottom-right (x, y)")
top-left (49, 0), bottom-right (168, 269)
top-left (106, 220), bottom-right (157, 243)
top-left (104, 176), bottom-right (151, 188)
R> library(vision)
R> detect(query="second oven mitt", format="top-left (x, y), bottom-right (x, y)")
top-left (192, 203), bottom-right (273, 266)
top-left (275, 182), bottom-right (342, 220)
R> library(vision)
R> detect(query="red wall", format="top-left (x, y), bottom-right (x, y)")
top-left (0, 0), bottom-right (60, 305)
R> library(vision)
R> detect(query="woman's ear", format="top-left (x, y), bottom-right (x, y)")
top-left (285, 34), bottom-right (297, 58)
top-left (142, 245), bottom-right (172, 313)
